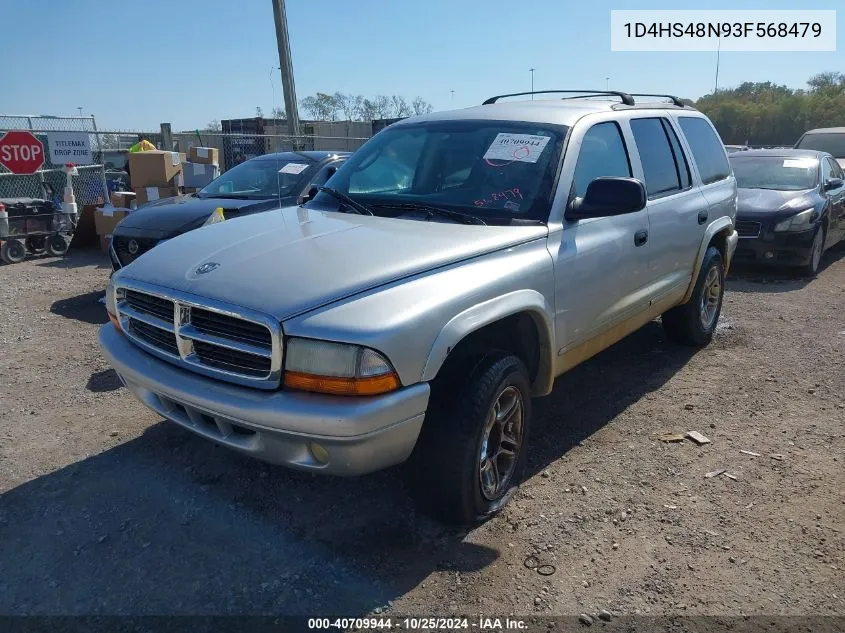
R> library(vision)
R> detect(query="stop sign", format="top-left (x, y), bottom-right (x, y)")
top-left (0, 131), bottom-right (45, 175)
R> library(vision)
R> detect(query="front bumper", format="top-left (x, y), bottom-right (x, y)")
top-left (733, 221), bottom-right (817, 266)
top-left (99, 325), bottom-right (429, 475)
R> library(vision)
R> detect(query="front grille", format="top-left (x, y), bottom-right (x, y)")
top-left (116, 286), bottom-right (280, 388)
top-left (736, 221), bottom-right (761, 237)
top-left (113, 236), bottom-right (157, 266)
top-left (193, 341), bottom-right (271, 377)
top-left (191, 308), bottom-right (272, 349)
top-left (125, 290), bottom-right (174, 322)
top-left (128, 318), bottom-right (179, 356)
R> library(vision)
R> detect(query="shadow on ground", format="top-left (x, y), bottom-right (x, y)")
top-left (728, 241), bottom-right (845, 294)
top-left (51, 291), bottom-right (108, 326)
top-left (86, 368), bottom-right (123, 393)
top-left (37, 247), bottom-right (111, 271)
top-left (0, 323), bottom-right (696, 616)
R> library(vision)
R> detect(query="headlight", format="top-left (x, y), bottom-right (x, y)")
top-left (105, 280), bottom-right (123, 332)
top-left (283, 338), bottom-right (401, 396)
top-left (774, 208), bottom-right (815, 232)
top-left (202, 207), bottom-right (225, 226)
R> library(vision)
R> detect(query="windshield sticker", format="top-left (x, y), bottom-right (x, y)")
top-left (473, 188), bottom-right (523, 207)
top-left (783, 158), bottom-right (815, 168)
top-left (279, 162), bottom-right (309, 175)
top-left (483, 133), bottom-right (551, 164)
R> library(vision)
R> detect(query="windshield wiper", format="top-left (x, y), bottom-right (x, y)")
top-left (369, 201), bottom-right (487, 225)
top-left (318, 187), bottom-right (374, 215)
top-left (201, 193), bottom-right (263, 200)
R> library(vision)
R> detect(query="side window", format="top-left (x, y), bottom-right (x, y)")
top-left (572, 122), bottom-right (631, 198)
top-left (678, 117), bottom-right (731, 185)
top-left (663, 120), bottom-right (691, 189)
top-left (630, 118), bottom-right (681, 198)
top-left (309, 161), bottom-right (342, 189)
top-left (824, 157), bottom-right (840, 180)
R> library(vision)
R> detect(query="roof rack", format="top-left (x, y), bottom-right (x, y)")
top-left (627, 93), bottom-right (686, 107)
top-left (482, 90), bottom-right (635, 106)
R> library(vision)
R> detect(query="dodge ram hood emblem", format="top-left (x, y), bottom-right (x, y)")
top-left (195, 262), bottom-right (220, 275)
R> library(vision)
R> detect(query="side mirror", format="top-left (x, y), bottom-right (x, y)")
top-left (823, 177), bottom-right (843, 191)
top-left (566, 177), bottom-right (646, 220)
top-left (299, 185), bottom-right (319, 204)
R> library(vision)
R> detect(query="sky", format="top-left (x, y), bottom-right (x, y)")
top-left (1, 0), bottom-right (841, 132)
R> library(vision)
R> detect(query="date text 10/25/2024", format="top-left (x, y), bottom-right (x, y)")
top-left (307, 617), bottom-right (528, 630)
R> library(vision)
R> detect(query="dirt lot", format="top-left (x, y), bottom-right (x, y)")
top-left (0, 245), bottom-right (843, 622)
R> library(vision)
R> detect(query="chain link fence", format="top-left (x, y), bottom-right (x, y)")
top-left (1, 115), bottom-right (375, 205)
top-left (0, 115), bottom-right (111, 206)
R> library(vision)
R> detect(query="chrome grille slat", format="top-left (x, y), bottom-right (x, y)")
top-left (191, 308), bottom-right (272, 348)
top-left (178, 324), bottom-right (271, 358)
top-left (114, 281), bottom-right (282, 390)
top-left (128, 318), bottom-right (179, 356)
top-left (124, 290), bottom-right (174, 321)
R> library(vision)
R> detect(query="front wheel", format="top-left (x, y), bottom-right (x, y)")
top-left (46, 234), bottom-right (70, 257)
top-left (407, 352), bottom-right (531, 524)
top-left (662, 246), bottom-right (724, 347)
top-left (801, 226), bottom-right (824, 277)
top-left (0, 239), bottom-right (27, 264)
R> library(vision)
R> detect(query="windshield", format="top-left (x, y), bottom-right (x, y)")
top-left (730, 155), bottom-right (818, 191)
top-left (198, 157), bottom-right (313, 199)
top-left (795, 133), bottom-right (845, 158)
top-left (309, 120), bottom-right (567, 223)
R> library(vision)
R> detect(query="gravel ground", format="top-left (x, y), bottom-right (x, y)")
top-left (0, 246), bottom-right (843, 621)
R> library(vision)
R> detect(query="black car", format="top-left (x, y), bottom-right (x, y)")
top-left (109, 151), bottom-right (349, 271)
top-left (730, 149), bottom-right (845, 275)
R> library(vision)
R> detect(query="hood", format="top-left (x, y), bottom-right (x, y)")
top-left (736, 188), bottom-right (818, 216)
top-left (116, 195), bottom-right (285, 236)
top-left (117, 206), bottom-right (548, 321)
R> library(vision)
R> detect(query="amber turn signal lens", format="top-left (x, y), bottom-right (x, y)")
top-left (108, 312), bottom-right (122, 333)
top-left (284, 371), bottom-right (400, 396)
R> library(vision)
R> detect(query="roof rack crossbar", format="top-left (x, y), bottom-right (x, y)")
top-left (627, 93), bottom-right (686, 107)
top-left (482, 90), bottom-right (635, 106)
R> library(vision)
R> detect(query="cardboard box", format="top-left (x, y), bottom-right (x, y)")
top-left (134, 186), bottom-right (180, 206)
top-left (128, 150), bottom-right (183, 188)
top-left (182, 162), bottom-right (220, 188)
top-left (110, 191), bottom-right (137, 210)
top-left (94, 207), bottom-right (128, 240)
top-left (188, 146), bottom-right (219, 165)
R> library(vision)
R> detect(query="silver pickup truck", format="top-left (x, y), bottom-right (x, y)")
top-left (100, 90), bottom-right (738, 524)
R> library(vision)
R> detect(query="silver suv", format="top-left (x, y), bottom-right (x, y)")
top-left (100, 90), bottom-right (738, 524)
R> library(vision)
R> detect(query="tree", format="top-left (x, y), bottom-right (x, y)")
top-left (411, 96), bottom-right (433, 116)
top-left (255, 106), bottom-right (264, 118)
top-left (271, 106), bottom-right (286, 120)
top-left (206, 120), bottom-right (221, 132)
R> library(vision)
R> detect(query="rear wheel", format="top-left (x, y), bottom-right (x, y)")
top-left (801, 226), bottom-right (824, 277)
top-left (0, 239), bottom-right (26, 264)
top-left (407, 352), bottom-right (531, 524)
top-left (662, 246), bottom-right (724, 347)
top-left (46, 234), bottom-right (70, 257)
top-left (25, 236), bottom-right (47, 254)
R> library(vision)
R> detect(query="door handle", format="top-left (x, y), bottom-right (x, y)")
top-left (697, 210), bottom-right (708, 225)
top-left (634, 229), bottom-right (648, 247)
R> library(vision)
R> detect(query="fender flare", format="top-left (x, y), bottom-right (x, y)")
top-left (681, 217), bottom-right (736, 304)
top-left (420, 289), bottom-right (556, 395)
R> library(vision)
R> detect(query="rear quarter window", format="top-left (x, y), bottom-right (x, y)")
top-left (678, 117), bottom-right (731, 185)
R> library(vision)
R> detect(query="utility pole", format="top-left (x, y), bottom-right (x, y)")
top-left (605, 77), bottom-right (610, 91)
top-left (714, 36), bottom-right (721, 94)
top-left (450, 90), bottom-right (454, 103)
top-left (77, 107), bottom-right (83, 116)
top-left (271, 0), bottom-right (301, 143)
top-left (529, 68), bottom-right (535, 98)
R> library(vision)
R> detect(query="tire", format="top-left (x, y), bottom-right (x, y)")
top-left (407, 351), bottom-right (531, 525)
top-left (46, 234), bottom-right (70, 257)
top-left (662, 246), bottom-right (724, 347)
top-left (801, 226), bottom-right (825, 277)
top-left (25, 236), bottom-right (47, 254)
top-left (0, 239), bottom-right (27, 264)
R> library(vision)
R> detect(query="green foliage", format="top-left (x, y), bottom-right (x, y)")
top-left (694, 73), bottom-right (845, 145)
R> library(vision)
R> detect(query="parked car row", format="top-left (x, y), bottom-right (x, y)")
top-left (98, 92), bottom-right (843, 524)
